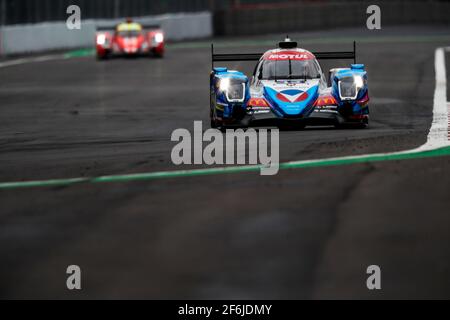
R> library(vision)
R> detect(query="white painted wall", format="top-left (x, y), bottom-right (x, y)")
top-left (0, 12), bottom-right (212, 55)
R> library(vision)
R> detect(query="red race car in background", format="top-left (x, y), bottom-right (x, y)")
top-left (95, 19), bottom-right (165, 59)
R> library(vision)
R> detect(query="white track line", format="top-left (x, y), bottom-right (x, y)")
top-left (448, 102), bottom-right (450, 141)
top-left (0, 54), bottom-right (64, 69)
top-left (416, 47), bottom-right (449, 150)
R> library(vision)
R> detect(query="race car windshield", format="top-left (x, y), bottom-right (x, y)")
top-left (117, 30), bottom-right (141, 37)
top-left (260, 59), bottom-right (321, 80)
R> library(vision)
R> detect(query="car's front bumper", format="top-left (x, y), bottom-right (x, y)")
top-left (242, 108), bottom-right (367, 127)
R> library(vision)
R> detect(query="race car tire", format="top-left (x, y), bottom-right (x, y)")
top-left (356, 122), bottom-right (369, 129)
top-left (97, 54), bottom-right (109, 61)
top-left (279, 123), bottom-right (305, 131)
top-left (335, 121), bottom-right (368, 129)
top-left (210, 95), bottom-right (220, 129)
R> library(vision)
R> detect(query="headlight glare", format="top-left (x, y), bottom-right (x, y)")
top-left (154, 33), bottom-right (164, 43)
top-left (354, 75), bottom-right (364, 89)
top-left (97, 34), bottom-right (106, 46)
top-left (219, 78), bottom-right (230, 92)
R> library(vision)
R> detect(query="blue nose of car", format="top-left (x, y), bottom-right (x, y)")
top-left (264, 85), bottom-right (319, 117)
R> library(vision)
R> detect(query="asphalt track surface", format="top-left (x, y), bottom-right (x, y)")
top-left (1, 26), bottom-right (450, 299)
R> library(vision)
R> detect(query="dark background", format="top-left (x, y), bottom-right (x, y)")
top-left (1, 0), bottom-right (448, 26)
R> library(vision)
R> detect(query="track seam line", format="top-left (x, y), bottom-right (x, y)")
top-left (0, 54), bottom-right (65, 68)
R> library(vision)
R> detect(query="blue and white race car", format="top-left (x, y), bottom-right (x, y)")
top-left (210, 38), bottom-right (369, 129)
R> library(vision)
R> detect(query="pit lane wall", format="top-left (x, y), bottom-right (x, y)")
top-left (214, 1), bottom-right (450, 36)
top-left (0, 12), bottom-right (212, 56)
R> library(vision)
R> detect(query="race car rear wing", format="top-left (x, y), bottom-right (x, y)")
top-left (96, 24), bottom-right (161, 32)
top-left (141, 24), bottom-right (161, 30)
top-left (211, 41), bottom-right (357, 68)
top-left (96, 25), bottom-right (116, 32)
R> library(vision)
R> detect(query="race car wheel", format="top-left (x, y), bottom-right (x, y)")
top-left (97, 54), bottom-right (109, 61)
top-left (335, 121), bottom-right (368, 129)
top-left (210, 95), bottom-right (220, 129)
top-left (356, 117), bottom-right (369, 129)
top-left (279, 123), bottom-right (305, 131)
top-left (356, 122), bottom-right (369, 129)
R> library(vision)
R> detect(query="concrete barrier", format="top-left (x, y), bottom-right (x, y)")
top-left (214, 1), bottom-right (450, 36)
top-left (0, 11), bottom-right (212, 56)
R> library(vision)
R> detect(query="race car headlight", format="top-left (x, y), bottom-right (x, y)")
top-left (219, 78), bottom-right (230, 92)
top-left (226, 83), bottom-right (245, 102)
top-left (338, 75), bottom-right (365, 100)
top-left (154, 33), bottom-right (164, 43)
top-left (354, 75), bottom-right (364, 89)
top-left (97, 34), bottom-right (106, 46)
top-left (219, 78), bottom-right (245, 102)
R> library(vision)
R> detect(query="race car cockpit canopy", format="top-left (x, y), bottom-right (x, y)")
top-left (256, 51), bottom-right (322, 80)
top-left (116, 21), bottom-right (143, 37)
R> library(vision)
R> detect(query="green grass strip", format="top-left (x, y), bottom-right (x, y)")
top-left (1, 146), bottom-right (449, 190)
top-left (0, 177), bottom-right (89, 190)
top-left (64, 49), bottom-right (95, 58)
